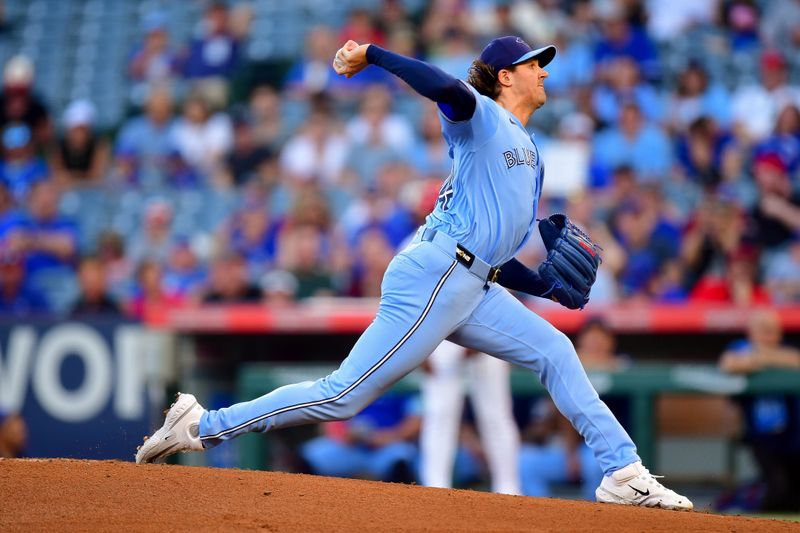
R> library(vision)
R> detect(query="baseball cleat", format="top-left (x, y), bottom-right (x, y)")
top-left (595, 461), bottom-right (693, 511)
top-left (135, 393), bottom-right (205, 464)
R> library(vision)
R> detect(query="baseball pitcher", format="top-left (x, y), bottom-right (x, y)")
top-left (136, 36), bottom-right (692, 511)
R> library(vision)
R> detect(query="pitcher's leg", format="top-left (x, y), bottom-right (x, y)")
top-left (200, 254), bottom-right (486, 448)
top-left (448, 285), bottom-right (639, 476)
top-left (420, 341), bottom-right (466, 489)
top-left (465, 353), bottom-right (521, 494)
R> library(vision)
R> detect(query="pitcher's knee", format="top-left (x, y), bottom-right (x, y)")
top-left (329, 396), bottom-right (368, 420)
top-left (314, 374), bottom-right (372, 420)
top-left (548, 330), bottom-right (577, 359)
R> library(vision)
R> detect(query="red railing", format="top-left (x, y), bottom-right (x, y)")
top-left (144, 300), bottom-right (800, 334)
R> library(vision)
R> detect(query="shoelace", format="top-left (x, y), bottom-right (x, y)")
top-left (636, 470), bottom-right (676, 493)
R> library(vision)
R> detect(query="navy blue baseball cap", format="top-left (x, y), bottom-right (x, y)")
top-left (479, 36), bottom-right (556, 71)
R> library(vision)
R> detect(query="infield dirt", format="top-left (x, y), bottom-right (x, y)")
top-left (1, 458), bottom-right (796, 532)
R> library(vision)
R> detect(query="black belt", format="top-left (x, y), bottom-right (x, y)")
top-left (420, 228), bottom-right (501, 284)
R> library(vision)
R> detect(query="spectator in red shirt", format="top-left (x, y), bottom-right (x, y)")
top-left (128, 260), bottom-right (184, 320)
top-left (690, 245), bottom-right (771, 305)
top-left (338, 9), bottom-right (385, 49)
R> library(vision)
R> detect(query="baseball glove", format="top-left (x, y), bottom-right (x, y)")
top-left (536, 214), bottom-right (602, 310)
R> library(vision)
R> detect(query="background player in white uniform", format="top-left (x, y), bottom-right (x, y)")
top-left (421, 342), bottom-right (521, 495)
top-left (137, 35), bottom-right (692, 511)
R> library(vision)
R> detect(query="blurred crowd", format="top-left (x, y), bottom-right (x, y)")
top-left (2, 0), bottom-right (800, 317)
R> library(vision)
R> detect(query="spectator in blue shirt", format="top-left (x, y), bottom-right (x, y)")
top-left (127, 11), bottom-right (179, 105)
top-left (408, 101), bottom-right (452, 180)
top-left (428, 28), bottom-right (476, 80)
top-left (594, 6), bottom-right (659, 82)
top-left (339, 166), bottom-right (416, 251)
top-left (610, 191), bottom-right (680, 298)
top-left (15, 180), bottom-right (78, 276)
top-left (667, 62), bottom-right (732, 133)
top-left (163, 148), bottom-right (202, 189)
top-left (543, 30), bottom-right (595, 96)
top-left (301, 392), bottom-right (421, 483)
top-left (0, 250), bottom-right (49, 316)
top-left (592, 57), bottom-right (663, 127)
top-left (722, 0), bottom-right (761, 53)
top-left (0, 122), bottom-right (48, 203)
top-left (181, 2), bottom-right (242, 80)
top-left (754, 104), bottom-right (800, 176)
top-left (648, 259), bottom-right (689, 302)
top-left (285, 26), bottom-right (351, 98)
top-left (3, 181), bottom-right (78, 311)
top-left (286, 25), bottom-right (395, 102)
top-left (719, 310), bottom-right (800, 512)
top-left (161, 239), bottom-right (208, 300)
top-left (114, 85), bottom-right (176, 189)
top-left (676, 117), bottom-right (734, 190)
top-left (592, 102), bottom-right (673, 183)
top-left (224, 202), bottom-right (280, 281)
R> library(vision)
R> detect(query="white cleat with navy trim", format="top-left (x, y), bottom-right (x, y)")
top-left (595, 461), bottom-right (693, 511)
top-left (135, 393), bottom-right (205, 464)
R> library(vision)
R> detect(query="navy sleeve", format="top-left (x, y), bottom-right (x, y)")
top-left (366, 45), bottom-right (476, 122)
top-left (497, 258), bottom-right (553, 298)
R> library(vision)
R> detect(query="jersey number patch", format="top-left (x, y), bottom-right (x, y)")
top-left (437, 173), bottom-right (454, 211)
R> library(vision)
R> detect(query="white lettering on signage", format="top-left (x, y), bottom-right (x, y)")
top-left (0, 326), bottom-right (36, 410)
top-left (33, 324), bottom-right (113, 422)
top-left (0, 323), bottom-right (145, 422)
top-left (114, 326), bottom-right (145, 419)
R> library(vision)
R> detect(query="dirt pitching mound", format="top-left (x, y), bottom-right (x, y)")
top-left (0, 458), bottom-right (795, 532)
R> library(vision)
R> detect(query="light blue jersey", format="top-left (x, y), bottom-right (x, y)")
top-left (426, 83), bottom-right (544, 267)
